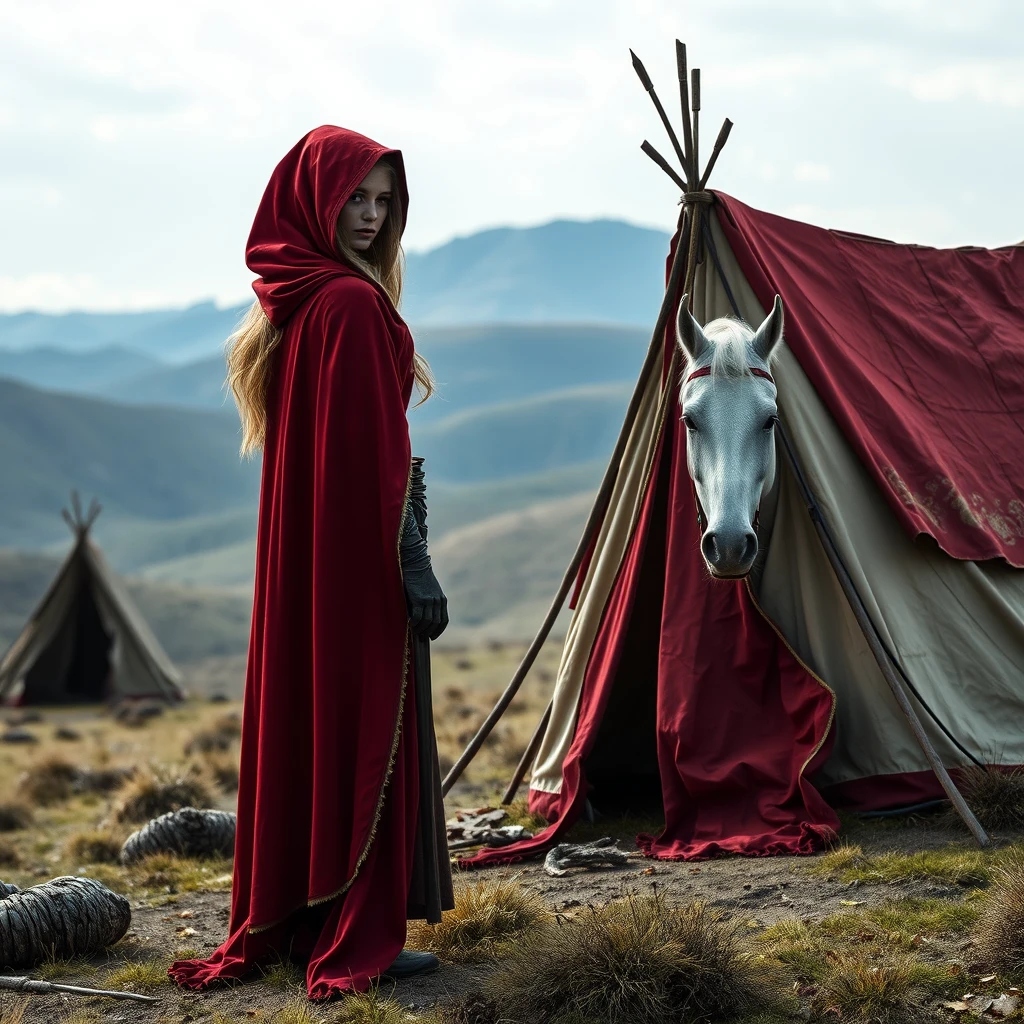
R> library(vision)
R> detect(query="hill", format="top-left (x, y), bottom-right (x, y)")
top-left (82, 322), bottom-right (649, 415)
top-left (431, 492), bottom-right (593, 640)
top-left (414, 385), bottom-right (631, 483)
top-left (0, 218), bottom-right (669, 365)
top-left (403, 219), bottom-right (670, 326)
top-left (0, 345), bottom-right (160, 393)
top-left (0, 302), bottom-right (245, 363)
top-left (0, 377), bottom-right (260, 549)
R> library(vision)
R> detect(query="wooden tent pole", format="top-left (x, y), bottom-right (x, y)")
top-left (501, 200), bottom-right (709, 805)
top-left (774, 422), bottom-right (989, 847)
top-left (441, 204), bottom-right (694, 798)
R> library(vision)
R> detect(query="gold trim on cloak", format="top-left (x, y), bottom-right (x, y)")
top-left (247, 462), bottom-right (415, 934)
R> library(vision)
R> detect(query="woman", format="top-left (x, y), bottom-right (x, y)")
top-left (168, 126), bottom-right (454, 1000)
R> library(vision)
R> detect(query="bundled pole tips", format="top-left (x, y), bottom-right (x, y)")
top-left (629, 49), bottom-right (654, 91)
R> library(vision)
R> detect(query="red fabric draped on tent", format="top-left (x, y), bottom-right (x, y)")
top-left (715, 194), bottom-right (1024, 568)
top-left (461, 194), bottom-right (1024, 870)
top-left (461, 224), bottom-right (839, 867)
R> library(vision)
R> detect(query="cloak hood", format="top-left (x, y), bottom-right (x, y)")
top-left (246, 125), bottom-right (409, 327)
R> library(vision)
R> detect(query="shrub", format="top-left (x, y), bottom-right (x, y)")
top-left (973, 848), bottom-right (1024, 974)
top-left (0, 802), bottom-right (33, 833)
top-left (18, 757), bottom-right (79, 805)
top-left (409, 877), bottom-right (549, 962)
top-left (956, 764), bottom-right (1024, 831)
top-left (67, 830), bottom-right (124, 865)
top-left (115, 767), bottom-right (213, 824)
top-left (811, 951), bottom-right (924, 1023)
top-left (0, 838), bottom-right (20, 867)
top-left (487, 894), bottom-right (779, 1024)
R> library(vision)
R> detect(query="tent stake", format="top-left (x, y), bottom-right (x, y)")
top-left (441, 204), bottom-right (694, 798)
top-left (774, 421), bottom-right (989, 847)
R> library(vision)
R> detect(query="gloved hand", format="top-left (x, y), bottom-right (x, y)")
top-left (399, 507), bottom-right (449, 640)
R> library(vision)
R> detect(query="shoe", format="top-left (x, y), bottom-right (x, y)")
top-left (381, 948), bottom-right (440, 979)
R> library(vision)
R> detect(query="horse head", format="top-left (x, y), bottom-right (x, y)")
top-left (675, 295), bottom-right (784, 580)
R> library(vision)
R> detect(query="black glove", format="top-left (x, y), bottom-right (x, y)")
top-left (399, 506), bottom-right (449, 641)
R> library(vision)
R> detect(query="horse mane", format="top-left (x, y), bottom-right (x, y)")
top-left (701, 316), bottom-right (760, 379)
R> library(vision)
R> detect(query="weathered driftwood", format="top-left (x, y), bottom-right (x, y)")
top-left (543, 838), bottom-right (630, 877)
top-left (120, 807), bottom-right (236, 864)
top-left (0, 975), bottom-right (158, 1004)
top-left (0, 876), bottom-right (130, 968)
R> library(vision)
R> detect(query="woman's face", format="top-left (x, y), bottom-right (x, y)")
top-left (337, 163), bottom-right (392, 252)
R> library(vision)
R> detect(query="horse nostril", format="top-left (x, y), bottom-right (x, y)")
top-left (742, 531), bottom-right (758, 566)
top-left (701, 532), bottom-right (719, 565)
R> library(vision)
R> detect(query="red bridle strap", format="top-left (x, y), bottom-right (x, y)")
top-left (685, 365), bottom-right (775, 385)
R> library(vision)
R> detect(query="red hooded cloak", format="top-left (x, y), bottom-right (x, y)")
top-left (168, 126), bottom-right (441, 998)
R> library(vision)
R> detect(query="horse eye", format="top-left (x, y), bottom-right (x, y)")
top-left (682, 415), bottom-right (697, 431)
top-left (763, 415), bottom-right (778, 431)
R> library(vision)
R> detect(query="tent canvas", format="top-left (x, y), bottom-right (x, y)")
top-left (461, 194), bottom-right (1024, 866)
top-left (0, 499), bottom-right (184, 706)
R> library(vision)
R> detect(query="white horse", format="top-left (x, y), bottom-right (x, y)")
top-left (675, 295), bottom-right (785, 579)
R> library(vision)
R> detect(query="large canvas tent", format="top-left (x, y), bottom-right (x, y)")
top-left (460, 173), bottom-right (1024, 863)
top-left (0, 498), bottom-right (184, 706)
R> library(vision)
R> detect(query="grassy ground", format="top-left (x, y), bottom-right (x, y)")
top-left (0, 644), bottom-right (1022, 1022)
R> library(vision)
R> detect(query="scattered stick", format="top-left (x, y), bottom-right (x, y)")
top-left (0, 975), bottom-right (158, 1004)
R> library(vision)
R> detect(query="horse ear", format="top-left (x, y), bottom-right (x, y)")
top-left (675, 294), bottom-right (709, 363)
top-left (752, 295), bottom-right (784, 362)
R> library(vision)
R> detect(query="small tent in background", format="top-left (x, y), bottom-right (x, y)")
top-left (0, 494), bottom-right (184, 706)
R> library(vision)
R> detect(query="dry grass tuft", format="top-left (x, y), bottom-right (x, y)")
top-left (103, 959), bottom-right (169, 992)
top-left (67, 828), bottom-right (125, 864)
top-left (274, 997), bottom-right (319, 1024)
top-left (0, 802), bottom-right (33, 832)
top-left (811, 842), bottom-right (991, 887)
top-left (0, 995), bottom-right (28, 1024)
top-left (811, 951), bottom-right (924, 1023)
top-left (0, 838), bottom-right (19, 867)
top-left (330, 987), bottom-right (410, 1024)
top-left (257, 955), bottom-right (305, 991)
top-left (425, 992), bottom-right (499, 1024)
top-left (409, 877), bottom-right (550, 961)
top-left (17, 755), bottom-right (80, 805)
top-left (956, 764), bottom-right (1024, 831)
top-left (202, 751), bottom-right (240, 793)
top-left (487, 893), bottom-right (779, 1024)
top-left (115, 765), bottom-right (213, 823)
top-left (973, 848), bottom-right (1024, 974)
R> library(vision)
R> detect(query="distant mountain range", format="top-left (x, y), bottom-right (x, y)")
top-left (0, 218), bottom-right (670, 363)
top-left (0, 217), bottom-right (673, 645)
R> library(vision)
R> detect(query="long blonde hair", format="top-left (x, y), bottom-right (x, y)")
top-left (226, 157), bottom-right (434, 457)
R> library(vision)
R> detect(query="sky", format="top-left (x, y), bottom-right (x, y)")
top-left (1, 0), bottom-right (1022, 313)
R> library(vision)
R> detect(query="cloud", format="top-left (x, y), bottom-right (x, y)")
top-left (0, 0), bottom-right (1021, 312)
top-left (794, 162), bottom-right (832, 183)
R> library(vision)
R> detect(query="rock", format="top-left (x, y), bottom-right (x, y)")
top-left (0, 730), bottom-right (37, 744)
